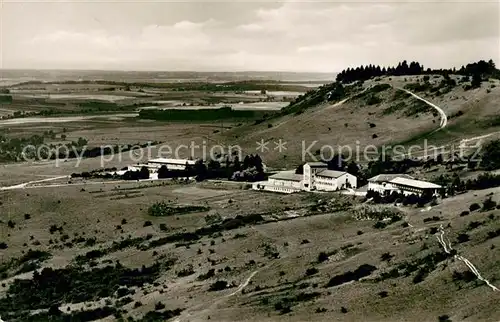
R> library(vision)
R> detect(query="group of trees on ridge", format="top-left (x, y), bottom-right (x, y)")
top-left (336, 59), bottom-right (498, 83)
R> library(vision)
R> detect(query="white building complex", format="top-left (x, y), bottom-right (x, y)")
top-left (252, 162), bottom-right (357, 194)
top-left (368, 174), bottom-right (442, 196)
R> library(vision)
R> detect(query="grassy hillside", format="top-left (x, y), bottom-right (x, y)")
top-left (1, 179), bottom-right (499, 321)
top-left (217, 75), bottom-right (500, 168)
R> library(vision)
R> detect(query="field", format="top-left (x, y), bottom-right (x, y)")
top-left (1, 179), bottom-right (499, 321)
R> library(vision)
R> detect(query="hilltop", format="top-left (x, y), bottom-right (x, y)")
top-left (217, 60), bottom-right (500, 168)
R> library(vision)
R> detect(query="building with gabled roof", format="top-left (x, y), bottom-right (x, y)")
top-left (367, 173), bottom-right (441, 196)
top-left (252, 162), bottom-right (357, 194)
top-left (303, 162), bottom-right (357, 192)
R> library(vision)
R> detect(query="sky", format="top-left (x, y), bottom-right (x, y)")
top-left (1, 0), bottom-right (499, 72)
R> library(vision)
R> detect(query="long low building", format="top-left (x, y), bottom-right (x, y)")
top-left (252, 171), bottom-right (303, 194)
top-left (147, 158), bottom-right (197, 170)
top-left (368, 174), bottom-right (441, 196)
top-left (252, 162), bottom-right (357, 194)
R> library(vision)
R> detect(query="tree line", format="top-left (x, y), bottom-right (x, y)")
top-left (336, 59), bottom-right (498, 83)
top-left (75, 153), bottom-right (267, 182)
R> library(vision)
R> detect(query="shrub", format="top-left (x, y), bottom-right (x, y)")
top-left (305, 267), bottom-right (319, 276)
top-left (0, 242), bottom-right (7, 249)
top-left (208, 280), bottom-right (228, 291)
top-left (372, 134), bottom-right (378, 139)
top-left (24, 214), bottom-right (31, 220)
top-left (148, 202), bottom-right (209, 217)
top-left (197, 269), bottom-right (215, 281)
top-left (459, 211), bottom-right (470, 217)
top-left (341, 307), bottom-right (348, 313)
top-left (456, 233), bottom-right (470, 243)
top-left (480, 140), bottom-right (500, 170)
top-left (177, 265), bottom-right (195, 277)
top-left (159, 223), bottom-right (168, 232)
top-left (140, 309), bottom-right (183, 321)
top-left (469, 203), bottom-right (481, 212)
top-left (326, 264), bottom-right (377, 287)
top-left (143, 221), bottom-right (152, 227)
top-left (49, 225), bottom-right (59, 234)
top-left (373, 221), bottom-right (387, 229)
top-left (467, 221), bottom-right (483, 230)
top-left (380, 252), bottom-right (393, 262)
top-left (7, 220), bottom-right (15, 229)
top-left (423, 216), bottom-right (441, 223)
top-left (317, 252), bottom-right (329, 263)
top-left (482, 197), bottom-right (497, 211)
top-left (438, 315), bottom-right (452, 322)
top-left (115, 287), bottom-right (134, 298)
top-left (486, 229), bottom-right (500, 240)
top-left (366, 94), bottom-right (382, 105)
top-left (155, 302), bottom-right (166, 310)
top-left (378, 291), bottom-right (388, 298)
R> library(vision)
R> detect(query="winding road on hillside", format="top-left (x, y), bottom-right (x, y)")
top-left (396, 87), bottom-right (448, 130)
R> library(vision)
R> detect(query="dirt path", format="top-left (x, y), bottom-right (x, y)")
top-left (172, 269), bottom-right (260, 322)
top-left (436, 224), bottom-right (499, 292)
top-left (0, 175), bottom-right (69, 190)
top-left (459, 131), bottom-right (500, 147)
top-left (396, 87), bottom-right (448, 130)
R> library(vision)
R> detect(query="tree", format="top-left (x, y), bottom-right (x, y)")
top-left (481, 140), bottom-right (500, 170)
top-left (194, 159), bottom-right (207, 181)
top-left (471, 72), bottom-right (482, 88)
top-left (158, 165), bottom-right (169, 179)
top-left (77, 137), bottom-right (88, 147)
top-left (139, 166), bottom-right (150, 180)
top-left (346, 161), bottom-right (360, 177)
top-left (233, 156), bottom-right (241, 171)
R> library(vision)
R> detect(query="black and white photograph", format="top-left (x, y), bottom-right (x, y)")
top-left (0, 1), bottom-right (499, 321)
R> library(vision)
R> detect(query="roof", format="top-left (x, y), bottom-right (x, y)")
top-left (148, 158), bottom-right (196, 165)
top-left (389, 177), bottom-right (442, 189)
top-left (269, 171), bottom-right (303, 182)
top-left (316, 169), bottom-right (347, 178)
top-left (305, 162), bottom-right (328, 168)
top-left (368, 174), bottom-right (413, 182)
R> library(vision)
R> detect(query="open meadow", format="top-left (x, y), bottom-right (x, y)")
top-left (1, 179), bottom-right (499, 321)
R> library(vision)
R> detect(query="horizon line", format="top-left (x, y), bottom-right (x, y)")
top-left (0, 67), bottom-right (339, 75)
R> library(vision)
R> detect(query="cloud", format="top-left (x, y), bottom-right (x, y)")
top-left (2, 1), bottom-right (499, 71)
